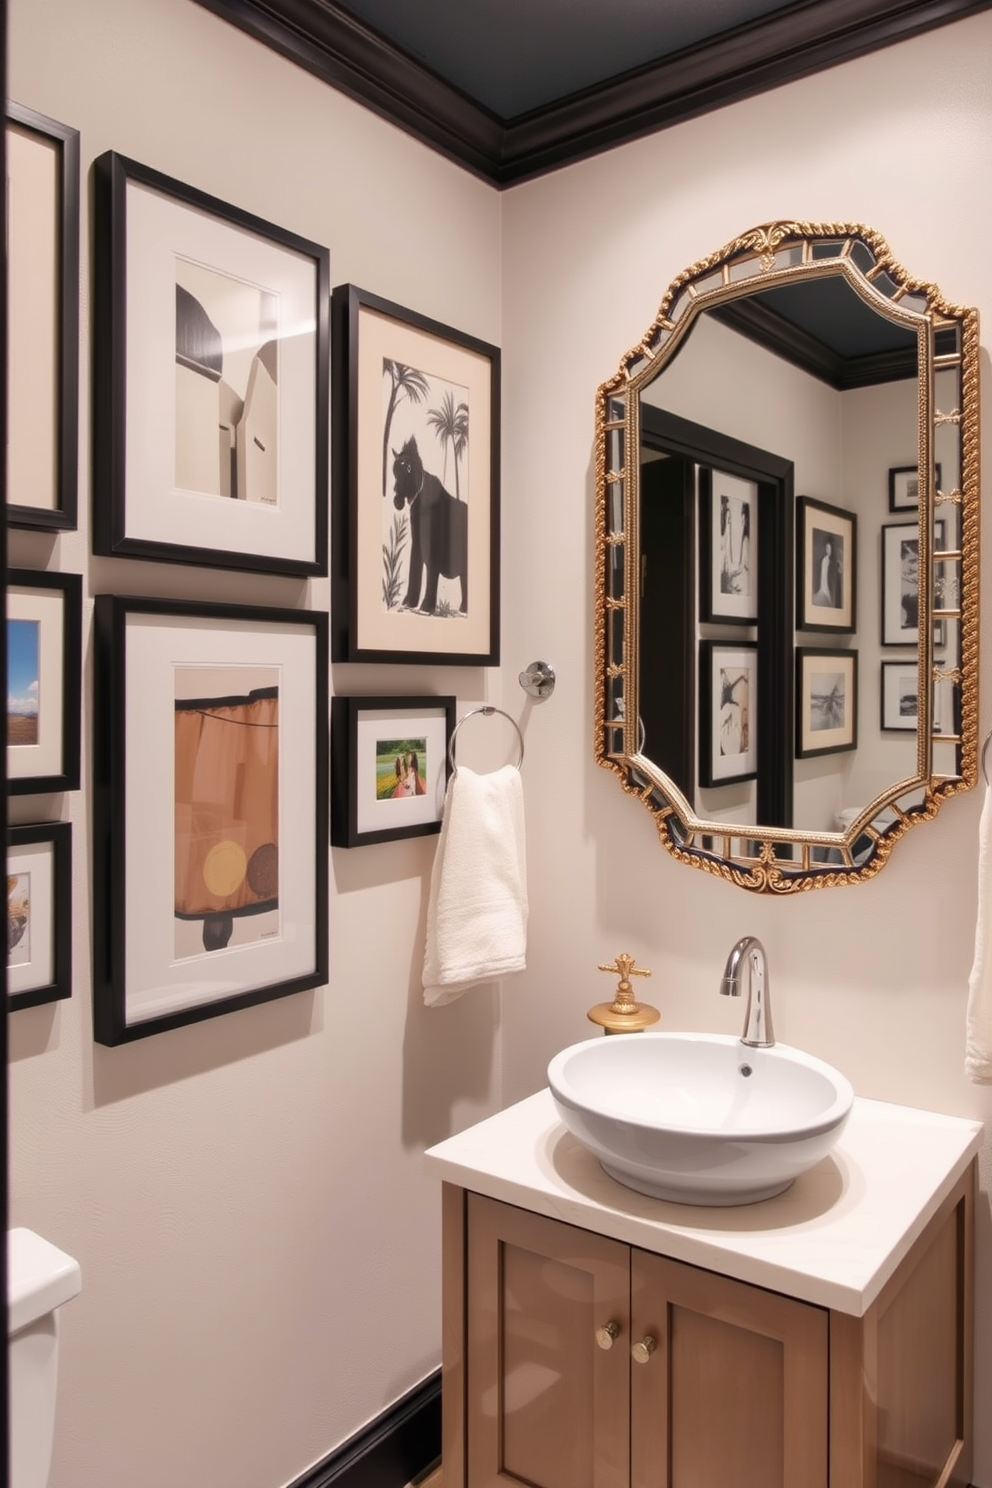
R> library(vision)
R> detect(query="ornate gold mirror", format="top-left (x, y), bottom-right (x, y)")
top-left (595, 223), bottom-right (980, 893)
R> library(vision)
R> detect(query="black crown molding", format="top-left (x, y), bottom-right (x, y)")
top-left (194, 0), bottom-right (992, 186)
top-left (710, 299), bottom-right (918, 389)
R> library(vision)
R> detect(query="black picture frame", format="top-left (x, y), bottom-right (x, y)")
top-left (331, 282), bottom-right (500, 665)
top-left (6, 103), bottom-right (79, 531)
top-left (331, 695), bottom-right (456, 847)
top-left (881, 519), bottom-right (945, 646)
top-left (796, 647), bottom-right (858, 758)
top-left (7, 821), bottom-right (72, 1010)
top-left (888, 463), bottom-right (942, 512)
top-left (796, 496), bottom-right (857, 633)
top-left (92, 151), bottom-right (330, 576)
top-left (7, 568), bottom-right (82, 794)
top-left (698, 467), bottom-right (759, 623)
top-left (92, 595), bottom-right (329, 1044)
top-left (880, 660), bottom-right (925, 733)
top-left (699, 639), bottom-right (758, 787)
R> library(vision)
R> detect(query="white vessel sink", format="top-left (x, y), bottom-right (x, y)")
top-left (547, 1032), bottom-right (854, 1206)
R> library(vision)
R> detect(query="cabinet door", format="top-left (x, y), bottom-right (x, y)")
top-left (629, 1249), bottom-right (828, 1488)
top-left (466, 1193), bottom-right (630, 1488)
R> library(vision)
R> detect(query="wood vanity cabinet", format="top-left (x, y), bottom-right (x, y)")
top-left (440, 1165), bottom-right (974, 1488)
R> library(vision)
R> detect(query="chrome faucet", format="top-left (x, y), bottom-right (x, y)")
top-left (720, 936), bottom-right (775, 1048)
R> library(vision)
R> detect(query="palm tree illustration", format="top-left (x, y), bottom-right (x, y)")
top-left (426, 390), bottom-right (469, 499)
top-left (382, 361), bottom-right (430, 496)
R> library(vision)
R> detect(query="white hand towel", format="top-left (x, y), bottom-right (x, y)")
top-left (423, 764), bottom-right (528, 1007)
top-left (966, 781), bottom-right (992, 1082)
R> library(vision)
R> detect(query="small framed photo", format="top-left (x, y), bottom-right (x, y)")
top-left (92, 595), bottom-right (329, 1045)
top-left (881, 520), bottom-right (945, 646)
top-left (7, 821), bottom-right (72, 1010)
top-left (796, 648), bottom-right (858, 758)
top-left (796, 496), bottom-right (856, 633)
top-left (699, 468), bottom-right (758, 623)
top-left (330, 696), bottom-right (455, 847)
top-left (699, 640), bottom-right (757, 786)
top-left (331, 283), bottom-right (500, 665)
top-left (6, 103), bottom-right (79, 531)
top-left (888, 463), bottom-right (942, 512)
top-left (7, 569), bottom-right (82, 794)
top-left (881, 660), bottom-right (924, 732)
top-left (92, 151), bottom-right (330, 575)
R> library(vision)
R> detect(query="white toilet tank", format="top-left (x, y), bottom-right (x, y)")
top-left (7, 1228), bottom-right (82, 1488)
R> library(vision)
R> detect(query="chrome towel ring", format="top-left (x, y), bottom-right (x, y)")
top-left (448, 706), bottom-right (525, 774)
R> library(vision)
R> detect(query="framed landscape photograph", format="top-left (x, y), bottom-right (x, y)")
top-left (699, 640), bottom-right (757, 787)
top-left (699, 468), bottom-right (758, 623)
top-left (796, 496), bottom-right (856, 633)
top-left (881, 660), bottom-right (924, 733)
top-left (330, 695), bottom-right (455, 847)
top-left (92, 151), bottom-right (330, 575)
top-left (7, 568), bottom-right (81, 794)
top-left (7, 821), bottom-right (72, 1011)
top-left (881, 519), bottom-right (945, 646)
top-left (92, 595), bottom-right (328, 1044)
top-left (888, 463), bottom-right (942, 512)
top-left (796, 648), bottom-right (858, 758)
top-left (331, 283), bottom-right (500, 664)
top-left (6, 103), bottom-right (79, 531)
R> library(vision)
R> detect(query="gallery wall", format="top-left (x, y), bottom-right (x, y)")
top-left (7, 0), bottom-right (506, 1484)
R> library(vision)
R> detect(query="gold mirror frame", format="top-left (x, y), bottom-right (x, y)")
top-left (594, 222), bottom-right (980, 894)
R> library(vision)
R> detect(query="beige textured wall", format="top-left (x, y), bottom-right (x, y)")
top-left (7, 1), bottom-right (504, 1485)
top-left (499, 14), bottom-right (992, 1483)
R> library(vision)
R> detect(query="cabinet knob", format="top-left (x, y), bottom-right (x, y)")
top-left (595, 1321), bottom-right (621, 1350)
top-left (632, 1335), bottom-right (657, 1364)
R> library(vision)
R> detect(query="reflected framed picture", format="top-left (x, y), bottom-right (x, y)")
top-left (699, 468), bottom-right (758, 623)
top-left (6, 103), bottom-right (79, 531)
top-left (699, 640), bottom-right (757, 786)
top-left (92, 595), bottom-right (328, 1045)
top-left (881, 660), bottom-right (923, 732)
top-left (796, 496), bottom-right (856, 633)
top-left (796, 648), bottom-right (858, 758)
top-left (331, 695), bottom-right (455, 847)
top-left (92, 151), bottom-right (330, 575)
top-left (7, 821), bottom-right (72, 1010)
top-left (331, 283), bottom-right (500, 664)
top-left (7, 568), bottom-right (82, 794)
top-left (888, 463), bottom-right (941, 512)
top-left (881, 519), bottom-right (945, 646)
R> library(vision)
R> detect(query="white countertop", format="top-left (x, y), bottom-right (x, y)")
top-left (424, 1089), bottom-right (983, 1315)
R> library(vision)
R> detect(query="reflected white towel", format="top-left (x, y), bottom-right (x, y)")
top-left (423, 764), bottom-right (528, 1007)
top-left (966, 781), bottom-right (992, 1082)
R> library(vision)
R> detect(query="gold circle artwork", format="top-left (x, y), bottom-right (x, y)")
top-left (202, 840), bottom-right (247, 898)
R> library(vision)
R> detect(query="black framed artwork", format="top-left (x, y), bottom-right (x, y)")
top-left (5, 103), bottom-right (79, 531)
top-left (796, 496), bottom-right (856, 633)
top-left (92, 151), bottom-right (330, 575)
top-left (888, 463), bottom-right (942, 512)
top-left (881, 519), bottom-right (946, 646)
top-left (330, 695), bottom-right (455, 847)
top-left (699, 640), bottom-right (758, 787)
top-left (796, 648), bottom-right (858, 758)
top-left (7, 568), bottom-right (81, 794)
top-left (7, 821), bottom-right (72, 1011)
top-left (92, 595), bottom-right (329, 1044)
top-left (698, 467), bottom-right (759, 624)
top-left (331, 282), bottom-right (500, 664)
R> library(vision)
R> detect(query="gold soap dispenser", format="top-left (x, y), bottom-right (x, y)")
top-left (587, 952), bottom-right (660, 1034)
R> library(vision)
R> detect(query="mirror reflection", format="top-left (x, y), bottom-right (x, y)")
top-left (596, 224), bottom-right (979, 893)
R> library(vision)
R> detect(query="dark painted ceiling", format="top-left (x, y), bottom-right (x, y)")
top-left (330, 0), bottom-right (801, 118)
top-left (195, 0), bottom-right (992, 184)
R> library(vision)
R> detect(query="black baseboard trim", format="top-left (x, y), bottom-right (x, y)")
top-left (290, 1371), bottom-right (441, 1488)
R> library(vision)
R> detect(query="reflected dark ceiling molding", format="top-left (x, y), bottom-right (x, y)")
top-left (193, 0), bottom-right (992, 186)
top-left (711, 299), bottom-right (918, 389)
